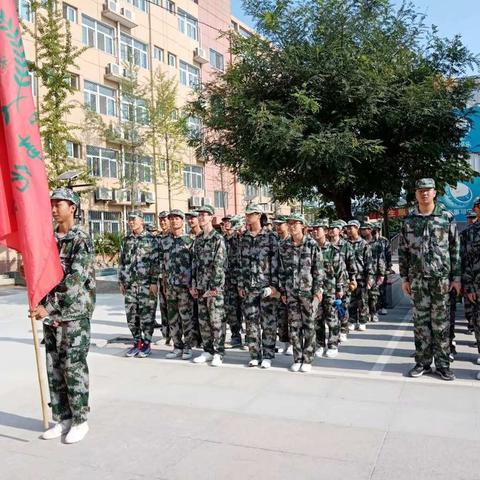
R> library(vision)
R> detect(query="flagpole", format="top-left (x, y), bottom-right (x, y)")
top-left (29, 306), bottom-right (49, 430)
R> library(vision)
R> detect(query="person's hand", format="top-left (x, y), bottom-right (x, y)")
top-left (402, 281), bottom-right (411, 296)
top-left (269, 286), bottom-right (278, 297)
top-left (281, 295), bottom-right (287, 304)
top-left (204, 289), bottom-right (218, 298)
top-left (149, 284), bottom-right (158, 296)
top-left (336, 291), bottom-right (344, 299)
top-left (119, 284), bottom-right (125, 295)
top-left (314, 292), bottom-right (323, 303)
top-left (467, 292), bottom-right (477, 303)
top-left (376, 276), bottom-right (384, 287)
top-left (349, 280), bottom-right (357, 292)
top-left (30, 305), bottom-right (48, 320)
top-left (449, 281), bottom-right (461, 296)
top-left (238, 288), bottom-right (246, 298)
top-left (189, 287), bottom-right (198, 298)
top-left (19, 263), bottom-right (25, 279)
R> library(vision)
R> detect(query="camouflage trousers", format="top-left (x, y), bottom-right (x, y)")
top-left (349, 280), bottom-right (369, 325)
top-left (378, 276), bottom-right (388, 309)
top-left (463, 289), bottom-right (480, 352)
top-left (315, 293), bottom-right (339, 349)
top-left (368, 284), bottom-right (380, 317)
top-left (449, 289), bottom-right (457, 343)
top-left (124, 283), bottom-right (156, 344)
top-left (464, 297), bottom-right (474, 329)
top-left (197, 291), bottom-right (226, 356)
top-left (277, 300), bottom-right (289, 343)
top-left (340, 291), bottom-right (351, 334)
top-left (224, 280), bottom-right (242, 342)
top-left (243, 291), bottom-right (278, 360)
top-left (192, 299), bottom-right (202, 347)
top-left (286, 295), bottom-right (317, 365)
top-left (166, 285), bottom-right (194, 351)
top-left (159, 281), bottom-right (170, 339)
top-left (410, 277), bottom-right (451, 369)
top-left (44, 317), bottom-right (90, 425)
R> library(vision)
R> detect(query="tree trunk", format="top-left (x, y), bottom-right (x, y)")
top-left (383, 205), bottom-right (390, 239)
top-left (330, 189), bottom-right (353, 220)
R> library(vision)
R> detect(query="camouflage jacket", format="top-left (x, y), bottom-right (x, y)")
top-left (331, 237), bottom-right (357, 283)
top-left (224, 233), bottom-right (240, 285)
top-left (118, 229), bottom-right (159, 285)
top-left (278, 235), bottom-right (324, 297)
top-left (349, 237), bottom-right (374, 284)
top-left (161, 233), bottom-right (194, 288)
top-left (238, 228), bottom-right (279, 292)
top-left (192, 229), bottom-right (226, 291)
top-left (460, 222), bottom-right (480, 293)
top-left (317, 240), bottom-right (345, 295)
top-left (368, 238), bottom-right (387, 277)
top-left (399, 204), bottom-right (460, 282)
top-left (157, 233), bottom-right (170, 279)
top-left (377, 235), bottom-right (392, 271)
top-left (41, 225), bottom-right (96, 322)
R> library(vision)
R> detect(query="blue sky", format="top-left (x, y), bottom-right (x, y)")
top-left (230, 0), bottom-right (480, 57)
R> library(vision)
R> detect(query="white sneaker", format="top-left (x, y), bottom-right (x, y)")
top-left (315, 347), bottom-right (324, 358)
top-left (358, 324), bottom-right (367, 331)
top-left (210, 354), bottom-right (223, 367)
top-left (248, 359), bottom-right (259, 367)
top-left (339, 333), bottom-right (348, 343)
top-left (326, 348), bottom-right (338, 358)
top-left (372, 314), bottom-right (379, 323)
top-left (348, 323), bottom-right (356, 332)
top-left (181, 349), bottom-right (192, 360)
top-left (193, 352), bottom-right (213, 364)
top-left (65, 422), bottom-right (89, 444)
top-left (165, 348), bottom-right (182, 359)
top-left (290, 362), bottom-right (301, 372)
top-left (261, 359), bottom-right (271, 369)
top-left (379, 308), bottom-right (387, 315)
top-left (284, 345), bottom-right (293, 356)
top-left (41, 419), bottom-right (72, 440)
top-left (300, 363), bottom-right (312, 373)
top-left (476, 356), bottom-right (480, 366)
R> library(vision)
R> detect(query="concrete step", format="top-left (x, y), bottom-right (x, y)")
top-left (0, 275), bottom-right (15, 286)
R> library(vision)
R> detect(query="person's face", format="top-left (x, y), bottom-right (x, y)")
top-left (51, 199), bottom-right (75, 223)
top-left (346, 225), bottom-right (358, 239)
top-left (159, 217), bottom-right (169, 232)
top-left (169, 215), bottom-right (183, 232)
top-left (415, 188), bottom-right (436, 206)
top-left (223, 220), bottom-right (232, 232)
top-left (275, 222), bottom-right (288, 236)
top-left (312, 227), bottom-right (325, 242)
top-left (187, 216), bottom-right (199, 230)
top-left (246, 212), bottom-right (260, 226)
top-left (128, 216), bottom-right (144, 233)
top-left (329, 227), bottom-right (340, 239)
top-left (360, 228), bottom-right (372, 239)
top-left (474, 204), bottom-right (480, 218)
top-left (198, 211), bottom-right (212, 228)
top-left (288, 220), bottom-right (304, 236)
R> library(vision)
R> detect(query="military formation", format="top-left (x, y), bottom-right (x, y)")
top-left (118, 203), bottom-right (393, 372)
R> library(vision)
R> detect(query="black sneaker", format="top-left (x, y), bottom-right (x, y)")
top-left (408, 364), bottom-right (432, 378)
top-left (436, 367), bottom-right (455, 381)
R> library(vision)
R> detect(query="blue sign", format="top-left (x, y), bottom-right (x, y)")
top-left (439, 178), bottom-right (480, 221)
top-left (463, 105), bottom-right (480, 153)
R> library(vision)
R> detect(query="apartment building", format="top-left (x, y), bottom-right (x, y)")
top-left (15, 0), bottom-right (285, 236)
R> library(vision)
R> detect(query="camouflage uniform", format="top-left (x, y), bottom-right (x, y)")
top-left (279, 232), bottom-right (324, 365)
top-left (348, 235), bottom-right (374, 326)
top-left (276, 234), bottom-right (291, 344)
top-left (238, 227), bottom-right (280, 360)
top-left (41, 223), bottom-right (96, 426)
top-left (157, 231), bottom-right (171, 340)
top-left (162, 231), bottom-right (194, 351)
top-left (367, 235), bottom-right (387, 318)
top-left (119, 229), bottom-right (159, 344)
top-left (376, 234), bottom-right (392, 309)
top-left (399, 204), bottom-right (460, 370)
top-left (192, 228), bottom-right (227, 356)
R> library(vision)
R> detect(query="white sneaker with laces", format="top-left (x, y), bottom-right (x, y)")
top-left (326, 348), bottom-right (338, 358)
top-left (300, 363), bottom-right (312, 373)
top-left (41, 419), bottom-right (72, 440)
top-left (372, 314), bottom-right (379, 323)
top-left (339, 333), bottom-right (348, 343)
top-left (193, 352), bottom-right (213, 364)
top-left (290, 362), bottom-right (301, 372)
top-left (261, 359), bottom-right (271, 369)
top-left (210, 354), bottom-right (223, 367)
top-left (181, 349), bottom-right (192, 360)
top-left (65, 422), bottom-right (89, 444)
top-left (165, 348), bottom-right (182, 359)
top-left (248, 359), bottom-right (259, 367)
top-left (379, 308), bottom-right (387, 315)
top-left (348, 323), bottom-right (356, 332)
top-left (285, 345), bottom-right (293, 356)
top-left (358, 324), bottom-right (367, 331)
top-left (315, 347), bottom-right (324, 358)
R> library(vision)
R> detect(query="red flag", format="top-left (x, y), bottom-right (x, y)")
top-left (0, 0), bottom-right (63, 307)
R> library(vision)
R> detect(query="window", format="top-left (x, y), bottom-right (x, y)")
top-left (89, 210), bottom-right (120, 235)
top-left (29, 71), bottom-right (37, 97)
top-left (84, 80), bottom-right (117, 116)
top-left (214, 191), bottom-right (227, 209)
top-left (183, 164), bottom-right (203, 189)
top-left (209, 49), bottom-right (224, 72)
top-left (144, 213), bottom-right (154, 224)
top-left (168, 52), bottom-right (177, 67)
top-left (125, 154), bottom-right (152, 183)
top-left (245, 184), bottom-right (258, 198)
top-left (179, 61), bottom-right (200, 88)
top-left (66, 141), bottom-right (81, 159)
top-left (239, 26), bottom-right (252, 38)
top-left (262, 186), bottom-right (272, 197)
top-left (154, 46), bottom-right (164, 62)
top-left (187, 116), bottom-right (201, 139)
top-left (63, 3), bottom-right (77, 23)
top-left (120, 33), bottom-right (148, 69)
top-left (17, 0), bottom-right (31, 22)
top-left (178, 9), bottom-right (198, 41)
top-left (86, 146), bottom-right (118, 178)
top-left (66, 72), bottom-right (80, 90)
top-left (166, 1), bottom-right (176, 13)
top-left (82, 15), bottom-right (115, 55)
top-left (126, 0), bottom-right (147, 12)
top-left (121, 96), bottom-right (148, 124)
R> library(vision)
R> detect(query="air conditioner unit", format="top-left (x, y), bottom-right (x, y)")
top-left (114, 188), bottom-right (130, 204)
top-left (202, 197), bottom-right (212, 206)
top-left (189, 196), bottom-right (203, 208)
top-left (105, 63), bottom-right (123, 82)
top-left (133, 191), bottom-right (143, 205)
top-left (95, 187), bottom-right (113, 201)
top-left (103, 1), bottom-right (137, 28)
top-left (107, 0), bottom-right (119, 14)
top-left (143, 192), bottom-right (155, 204)
top-left (193, 47), bottom-right (209, 65)
top-left (121, 8), bottom-right (135, 22)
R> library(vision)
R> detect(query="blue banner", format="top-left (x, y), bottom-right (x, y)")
top-left (463, 105), bottom-right (480, 153)
top-left (439, 178), bottom-right (480, 221)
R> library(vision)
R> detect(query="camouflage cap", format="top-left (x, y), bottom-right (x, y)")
top-left (473, 196), bottom-right (480, 207)
top-left (185, 210), bottom-right (199, 218)
top-left (50, 188), bottom-right (80, 206)
top-left (312, 218), bottom-right (329, 228)
top-left (168, 209), bottom-right (185, 220)
top-left (330, 220), bottom-right (343, 229)
top-left (415, 178), bottom-right (435, 189)
top-left (128, 210), bottom-right (144, 219)
top-left (287, 213), bottom-right (307, 225)
top-left (245, 203), bottom-right (264, 214)
top-left (158, 210), bottom-right (169, 218)
top-left (467, 211), bottom-right (477, 219)
top-left (197, 204), bottom-right (215, 215)
top-left (360, 222), bottom-right (374, 229)
top-left (222, 215), bottom-right (232, 222)
top-left (273, 215), bottom-right (288, 224)
top-left (335, 219), bottom-right (347, 228)
top-left (346, 219), bottom-right (361, 228)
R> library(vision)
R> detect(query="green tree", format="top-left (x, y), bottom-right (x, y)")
top-left (190, 0), bottom-right (478, 218)
top-left (24, 0), bottom-right (89, 187)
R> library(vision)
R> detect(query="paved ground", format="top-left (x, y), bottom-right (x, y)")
top-left (1, 286), bottom-right (480, 480)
